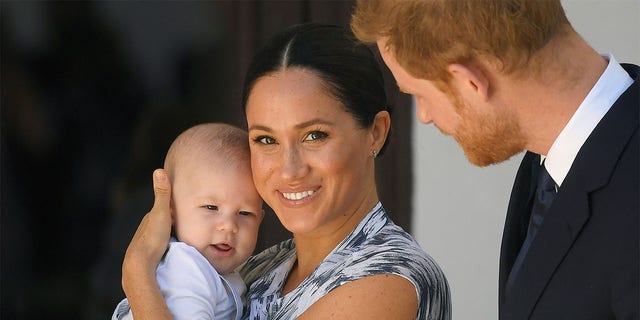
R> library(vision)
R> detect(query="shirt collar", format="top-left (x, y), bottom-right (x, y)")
top-left (544, 54), bottom-right (633, 186)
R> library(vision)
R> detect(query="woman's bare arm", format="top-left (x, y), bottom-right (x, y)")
top-left (121, 169), bottom-right (174, 320)
top-left (297, 274), bottom-right (419, 320)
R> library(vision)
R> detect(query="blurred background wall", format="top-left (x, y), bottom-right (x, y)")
top-left (1, 1), bottom-right (417, 318)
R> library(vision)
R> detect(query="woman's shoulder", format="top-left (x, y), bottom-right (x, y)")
top-left (344, 217), bottom-right (451, 319)
top-left (334, 205), bottom-right (444, 278)
top-left (239, 238), bottom-right (295, 284)
top-left (340, 215), bottom-right (449, 295)
top-left (349, 221), bottom-right (443, 276)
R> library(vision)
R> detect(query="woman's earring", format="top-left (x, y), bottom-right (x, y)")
top-left (372, 150), bottom-right (378, 159)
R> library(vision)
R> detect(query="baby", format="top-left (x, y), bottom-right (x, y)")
top-left (113, 123), bottom-right (264, 320)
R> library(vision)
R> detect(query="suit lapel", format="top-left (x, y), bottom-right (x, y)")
top-left (500, 64), bottom-right (639, 319)
top-left (499, 152), bottom-right (539, 306)
top-left (503, 181), bottom-right (590, 319)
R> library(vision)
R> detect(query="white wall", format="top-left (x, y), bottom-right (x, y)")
top-left (411, 1), bottom-right (639, 319)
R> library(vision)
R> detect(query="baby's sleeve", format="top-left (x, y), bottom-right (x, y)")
top-left (157, 243), bottom-right (227, 320)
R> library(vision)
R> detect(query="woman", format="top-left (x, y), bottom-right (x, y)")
top-left (121, 23), bottom-right (451, 319)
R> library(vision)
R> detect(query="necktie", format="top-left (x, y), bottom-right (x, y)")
top-left (506, 162), bottom-right (557, 292)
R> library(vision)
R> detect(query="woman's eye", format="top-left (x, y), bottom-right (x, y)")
top-left (254, 136), bottom-right (276, 145)
top-left (204, 205), bottom-right (218, 211)
top-left (304, 131), bottom-right (328, 142)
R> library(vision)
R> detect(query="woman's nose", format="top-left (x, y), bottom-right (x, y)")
top-left (280, 145), bottom-right (309, 180)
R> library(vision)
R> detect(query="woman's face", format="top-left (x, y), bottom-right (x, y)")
top-left (245, 68), bottom-right (380, 237)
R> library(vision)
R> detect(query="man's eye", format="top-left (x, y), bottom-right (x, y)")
top-left (254, 136), bottom-right (276, 145)
top-left (304, 131), bottom-right (328, 141)
top-left (204, 205), bottom-right (218, 211)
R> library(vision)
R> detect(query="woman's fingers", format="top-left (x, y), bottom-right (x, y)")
top-left (152, 168), bottom-right (172, 218)
top-left (120, 169), bottom-right (175, 319)
top-left (123, 169), bottom-right (173, 273)
top-left (148, 169), bottom-right (173, 242)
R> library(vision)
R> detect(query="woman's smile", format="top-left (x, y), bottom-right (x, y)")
top-left (282, 189), bottom-right (316, 201)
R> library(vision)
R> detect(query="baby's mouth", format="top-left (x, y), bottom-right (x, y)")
top-left (213, 243), bottom-right (232, 252)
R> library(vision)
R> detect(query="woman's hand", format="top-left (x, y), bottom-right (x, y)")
top-left (123, 169), bottom-right (173, 271)
top-left (121, 169), bottom-right (173, 320)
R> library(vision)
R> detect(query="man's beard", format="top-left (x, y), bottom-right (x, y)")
top-left (451, 97), bottom-right (526, 167)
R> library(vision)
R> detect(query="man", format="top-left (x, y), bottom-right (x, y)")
top-left (352, 1), bottom-right (638, 319)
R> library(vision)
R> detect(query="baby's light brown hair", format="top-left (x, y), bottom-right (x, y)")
top-left (163, 123), bottom-right (250, 182)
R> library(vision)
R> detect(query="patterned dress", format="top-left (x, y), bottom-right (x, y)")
top-left (239, 203), bottom-right (451, 319)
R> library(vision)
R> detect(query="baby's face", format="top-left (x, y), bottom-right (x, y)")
top-left (172, 157), bottom-right (263, 274)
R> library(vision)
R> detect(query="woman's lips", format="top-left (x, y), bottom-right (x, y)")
top-left (281, 189), bottom-right (315, 200)
top-left (277, 187), bottom-right (320, 207)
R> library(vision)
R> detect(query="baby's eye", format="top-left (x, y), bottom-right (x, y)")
top-left (239, 211), bottom-right (253, 216)
top-left (303, 131), bottom-right (328, 142)
top-left (253, 135), bottom-right (276, 145)
top-left (204, 205), bottom-right (218, 211)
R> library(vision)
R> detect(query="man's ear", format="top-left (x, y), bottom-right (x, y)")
top-left (448, 63), bottom-right (490, 102)
top-left (371, 110), bottom-right (391, 153)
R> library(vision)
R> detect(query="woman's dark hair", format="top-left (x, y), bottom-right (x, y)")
top-left (241, 23), bottom-right (393, 155)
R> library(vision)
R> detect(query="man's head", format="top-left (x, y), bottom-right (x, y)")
top-left (351, 0), bottom-right (572, 165)
top-left (352, 0), bottom-right (572, 89)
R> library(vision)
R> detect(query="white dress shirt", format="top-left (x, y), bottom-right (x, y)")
top-left (544, 54), bottom-right (633, 186)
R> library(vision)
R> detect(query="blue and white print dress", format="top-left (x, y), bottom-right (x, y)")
top-left (239, 202), bottom-right (451, 320)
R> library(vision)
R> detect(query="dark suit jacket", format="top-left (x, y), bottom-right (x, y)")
top-left (499, 64), bottom-right (639, 319)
